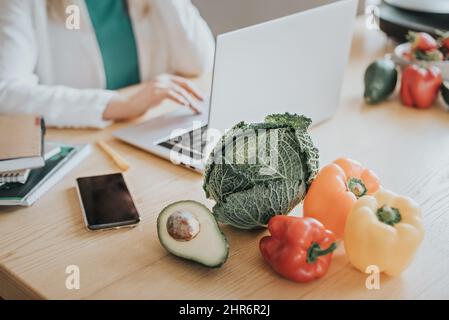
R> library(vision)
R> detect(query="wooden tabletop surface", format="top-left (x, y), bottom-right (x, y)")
top-left (1, 19), bottom-right (449, 300)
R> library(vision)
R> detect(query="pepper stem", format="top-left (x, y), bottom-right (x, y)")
top-left (376, 205), bottom-right (402, 226)
top-left (347, 177), bottom-right (367, 198)
top-left (307, 242), bottom-right (337, 264)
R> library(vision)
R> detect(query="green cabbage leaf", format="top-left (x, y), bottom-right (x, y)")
top-left (203, 113), bottom-right (319, 229)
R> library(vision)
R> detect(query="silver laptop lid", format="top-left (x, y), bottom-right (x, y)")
top-left (207, 0), bottom-right (358, 135)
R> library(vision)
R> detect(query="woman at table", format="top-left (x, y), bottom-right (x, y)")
top-left (0, 0), bottom-right (214, 128)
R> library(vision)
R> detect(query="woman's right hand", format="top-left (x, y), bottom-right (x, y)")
top-left (103, 74), bottom-right (204, 121)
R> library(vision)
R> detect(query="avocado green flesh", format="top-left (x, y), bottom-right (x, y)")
top-left (364, 59), bottom-right (398, 104)
top-left (157, 200), bottom-right (229, 268)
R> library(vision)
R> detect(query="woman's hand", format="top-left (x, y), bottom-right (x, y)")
top-left (103, 74), bottom-right (204, 121)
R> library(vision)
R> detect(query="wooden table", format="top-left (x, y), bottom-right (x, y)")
top-left (2, 19), bottom-right (449, 300)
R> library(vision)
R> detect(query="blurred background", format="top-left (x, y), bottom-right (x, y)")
top-left (192, 0), bottom-right (449, 44)
top-left (192, 0), bottom-right (365, 36)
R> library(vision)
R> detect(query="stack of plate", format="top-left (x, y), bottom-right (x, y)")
top-left (379, 0), bottom-right (449, 42)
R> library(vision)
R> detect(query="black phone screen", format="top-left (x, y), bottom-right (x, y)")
top-left (76, 173), bottom-right (140, 230)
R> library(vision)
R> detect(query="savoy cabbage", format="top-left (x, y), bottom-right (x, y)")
top-left (203, 113), bottom-right (319, 229)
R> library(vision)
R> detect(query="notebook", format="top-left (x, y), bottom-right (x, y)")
top-left (0, 143), bottom-right (92, 206)
top-left (0, 114), bottom-right (46, 172)
top-left (0, 142), bottom-right (61, 184)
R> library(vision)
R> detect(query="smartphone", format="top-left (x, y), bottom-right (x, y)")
top-left (76, 173), bottom-right (140, 230)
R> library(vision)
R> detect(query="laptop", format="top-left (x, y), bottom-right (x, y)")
top-left (113, 0), bottom-right (358, 173)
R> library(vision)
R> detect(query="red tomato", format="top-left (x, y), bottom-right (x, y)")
top-left (407, 31), bottom-right (438, 52)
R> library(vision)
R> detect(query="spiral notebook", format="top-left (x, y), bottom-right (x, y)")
top-left (0, 143), bottom-right (91, 206)
top-left (0, 142), bottom-right (61, 184)
top-left (0, 114), bottom-right (46, 172)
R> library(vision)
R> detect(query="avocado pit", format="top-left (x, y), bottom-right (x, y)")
top-left (166, 210), bottom-right (200, 241)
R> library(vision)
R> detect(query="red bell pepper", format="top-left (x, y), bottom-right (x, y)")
top-left (400, 64), bottom-right (442, 109)
top-left (259, 216), bottom-right (337, 283)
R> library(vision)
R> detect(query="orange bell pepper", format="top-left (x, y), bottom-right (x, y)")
top-left (303, 158), bottom-right (381, 239)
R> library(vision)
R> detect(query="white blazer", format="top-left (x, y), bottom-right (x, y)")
top-left (0, 0), bottom-right (215, 128)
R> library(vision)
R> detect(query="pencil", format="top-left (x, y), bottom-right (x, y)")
top-left (96, 140), bottom-right (130, 172)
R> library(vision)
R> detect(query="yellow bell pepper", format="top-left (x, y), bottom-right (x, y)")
top-left (344, 188), bottom-right (424, 276)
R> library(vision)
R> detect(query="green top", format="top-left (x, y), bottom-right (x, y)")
top-left (85, 0), bottom-right (140, 90)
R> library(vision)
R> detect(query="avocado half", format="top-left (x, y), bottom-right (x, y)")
top-left (157, 200), bottom-right (229, 268)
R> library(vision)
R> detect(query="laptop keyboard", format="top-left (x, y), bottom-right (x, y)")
top-left (158, 125), bottom-right (208, 160)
